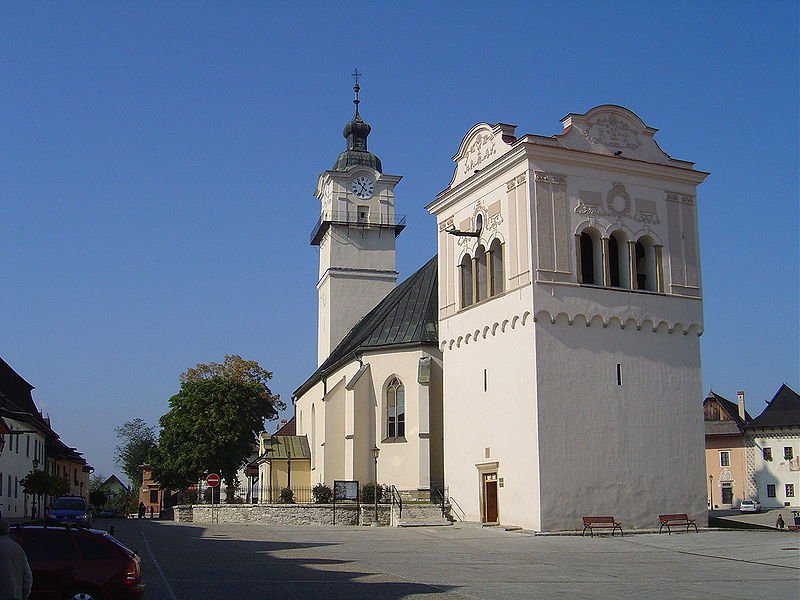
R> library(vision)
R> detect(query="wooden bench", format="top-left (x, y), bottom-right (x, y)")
top-left (582, 516), bottom-right (623, 537)
top-left (658, 513), bottom-right (698, 534)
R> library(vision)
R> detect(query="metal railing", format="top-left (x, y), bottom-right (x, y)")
top-left (447, 496), bottom-right (466, 522)
top-left (310, 210), bottom-right (406, 244)
top-left (390, 485), bottom-right (403, 521)
top-left (257, 485), bottom-right (315, 504)
top-left (430, 485), bottom-right (448, 519)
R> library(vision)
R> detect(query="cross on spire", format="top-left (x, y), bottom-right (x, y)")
top-left (351, 68), bottom-right (363, 115)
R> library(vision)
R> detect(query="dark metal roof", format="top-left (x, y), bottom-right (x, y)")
top-left (0, 356), bottom-right (56, 435)
top-left (704, 391), bottom-right (751, 430)
top-left (261, 435), bottom-right (311, 461)
top-left (747, 384), bottom-right (800, 429)
top-left (294, 256), bottom-right (438, 398)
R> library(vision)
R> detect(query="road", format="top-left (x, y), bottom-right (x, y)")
top-left (106, 518), bottom-right (799, 600)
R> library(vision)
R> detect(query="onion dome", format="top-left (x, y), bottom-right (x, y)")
top-left (333, 76), bottom-right (382, 172)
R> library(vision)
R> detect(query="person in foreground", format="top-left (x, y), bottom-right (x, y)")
top-left (0, 518), bottom-right (32, 600)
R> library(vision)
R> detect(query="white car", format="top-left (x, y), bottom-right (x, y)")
top-left (740, 499), bottom-right (761, 513)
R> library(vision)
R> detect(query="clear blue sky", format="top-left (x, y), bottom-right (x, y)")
top-left (2, 2), bottom-right (797, 482)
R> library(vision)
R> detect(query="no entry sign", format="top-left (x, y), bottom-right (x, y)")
top-left (206, 473), bottom-right (221, 488)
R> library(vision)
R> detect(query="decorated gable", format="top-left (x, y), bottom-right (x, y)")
top-left (449, 122), bottom-right (517, 188)
top-left (558, 105), bottom-right (687, 167)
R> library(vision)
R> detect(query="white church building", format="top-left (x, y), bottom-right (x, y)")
top-left (293, 81), bottom-right (709, 531)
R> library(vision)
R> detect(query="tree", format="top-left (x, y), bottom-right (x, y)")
top-left (20, 470), bottom-right (69, 500)
top-left (152, 356), bottom-right (283, 501)
top-left (114, 418), bottom-right (156, 490)
top-left (89, 490), bottom-right (108, 509)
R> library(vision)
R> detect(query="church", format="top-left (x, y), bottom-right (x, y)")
top-left (291, 79), bottom-right (709, 531)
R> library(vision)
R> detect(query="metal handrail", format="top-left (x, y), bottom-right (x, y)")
top-left (390, 485), bottom-right (402, 521)
top-left (430, 485), bottom-right (447, 518)
top-left (448, 496), bottom-right (466, 522)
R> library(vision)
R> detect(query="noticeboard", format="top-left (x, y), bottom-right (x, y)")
top-left (334, 480), bottom-right (359, 501)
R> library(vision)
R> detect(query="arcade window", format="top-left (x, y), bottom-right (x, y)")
top-left (719, 451), bottom-right (730, 467)
top-left (766, 484), bottom-right (776, 498)
top-left (786, 484), bottom-right (795, 498)
top-left (784, 447), bottom-right (794, 460)
top-left (763, 447), bottom-right (772, 461)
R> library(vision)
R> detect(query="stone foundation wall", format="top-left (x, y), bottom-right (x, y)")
top-left (171, 504), bottom-right (391, 526)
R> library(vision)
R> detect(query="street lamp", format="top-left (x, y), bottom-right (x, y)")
top-left (371, 446), bottom-right (380, 525)
top-left (708, 474), bottom-right (714, 509)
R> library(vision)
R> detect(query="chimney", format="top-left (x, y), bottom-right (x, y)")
top-left (737, 391), bottom-right (746, 420)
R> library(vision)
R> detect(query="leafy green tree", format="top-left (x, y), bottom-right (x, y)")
top-left (89, 474), bottom-right (105, 493)
top-left (20, 470), bottom-right (69, 503)
top-left (114, 418), bottom-right (156, 490)
top-left (152, 356), bottom-right (283, 501)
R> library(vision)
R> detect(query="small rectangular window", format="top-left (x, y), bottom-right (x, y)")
top-left (26, 435), bottom-right (30, 457)
top-left (719, 451), bottom-right (731, 467)
top-left (767, 484), bottom-right (776, 498)
top-left (357, 205), bottom-right (369, 223)
top-left (784, 447), bottom-right (794, 460)
top-left (763, 447), bottom-right (772, 461)
top-left (787, 484), bottom-right (795, 498)
top-left (616, 364), bottom-right (622, 386)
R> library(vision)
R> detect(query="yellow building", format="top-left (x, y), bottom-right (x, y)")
top-left (704, 391), bottom-right (751, 508)
top-left (256, 418), bottom-right (311, 503)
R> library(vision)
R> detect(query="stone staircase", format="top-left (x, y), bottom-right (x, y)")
top-left (394, 502), bottom-right (452, 527)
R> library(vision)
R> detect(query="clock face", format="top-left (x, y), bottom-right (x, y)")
top-left (351, 176), bottom-right (375, 199)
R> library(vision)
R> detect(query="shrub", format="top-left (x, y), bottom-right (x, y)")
top-left (312, 483), bottom-right (333, 504)
top-left (360, 483), bottom-right (385, 504)
top-left (279, 487), bottom-right (295, 504)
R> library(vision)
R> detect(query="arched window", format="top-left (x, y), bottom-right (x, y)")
top-left (635, 236), bottom-right (658, 291)
top-left (386, 378), bottom-right (405, 440)
top-left (475, 245), bottom-right (488, 302)
top-left (608, 235), bottom-right (620, 287)
top-left (489, 239), bottom-right (504, 296)
top-left (460, 254), bottom-right (473, 308)
top-left (609, 230), bottom-right (630, 289)
top-left (579, 231), bottom-right (597, 285)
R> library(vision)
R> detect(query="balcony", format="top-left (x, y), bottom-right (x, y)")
top-left (310, 210), bottom-right (406, 245)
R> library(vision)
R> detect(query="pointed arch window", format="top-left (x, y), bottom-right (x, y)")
top-left (386, 378), bottom-right (406, 441)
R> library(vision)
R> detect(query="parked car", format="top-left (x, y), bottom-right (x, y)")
top-left (10, 523), bottom-right (144, 600)
top-left (48, 496), bottom-right (93, 527)
top-left (98, 508), bottom-right (126, 518)
top-left (740, 499), bottom-right (761, 513)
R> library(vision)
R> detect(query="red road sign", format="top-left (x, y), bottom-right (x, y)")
top-left (206, 473), bottom-right (221, 488)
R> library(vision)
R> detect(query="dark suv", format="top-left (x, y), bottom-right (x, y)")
top-left (10, 524), bottom-right (144, 600)
top-left (48, 496), bottom-right (93, 527)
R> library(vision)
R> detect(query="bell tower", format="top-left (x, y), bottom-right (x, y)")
top-left (311, 73), bottom-right (405, 365)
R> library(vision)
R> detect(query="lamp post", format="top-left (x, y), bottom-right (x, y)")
top-left (708, 474), bottom-right (714, 509)
top-left (31, 458), bottom-right (39, 519)
top-left (371, 446), bottom-right (380, 525)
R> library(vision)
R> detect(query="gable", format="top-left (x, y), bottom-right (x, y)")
top-left (449, 123), bottom-right (517, 188)
top-left (557, 105), bottom-right (691, 167)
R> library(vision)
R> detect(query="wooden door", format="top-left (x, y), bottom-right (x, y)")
top-left (482, 472), bottom-right (498, 523)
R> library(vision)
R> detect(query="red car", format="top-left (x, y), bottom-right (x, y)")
top-left (10, 524), bottom-right (144, 600)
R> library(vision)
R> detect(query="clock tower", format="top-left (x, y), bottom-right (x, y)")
top-left (311, 77), bottom-right (405, 365)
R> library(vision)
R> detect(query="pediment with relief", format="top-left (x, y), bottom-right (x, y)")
top-left (449, 123), bottom-right (517, 188)
top-left (558, 105), bottom-right (683, 166)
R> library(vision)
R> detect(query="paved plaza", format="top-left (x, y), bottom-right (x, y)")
top-left (108, 518), bottom-right (799, 600)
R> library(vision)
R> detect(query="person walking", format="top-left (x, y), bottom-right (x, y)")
top-left (0, 518), bottom-right (33, 600)
top-left (776, 514), bottom-right (785, 529)
top-left (138, 502), bottom-right (145, 519)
